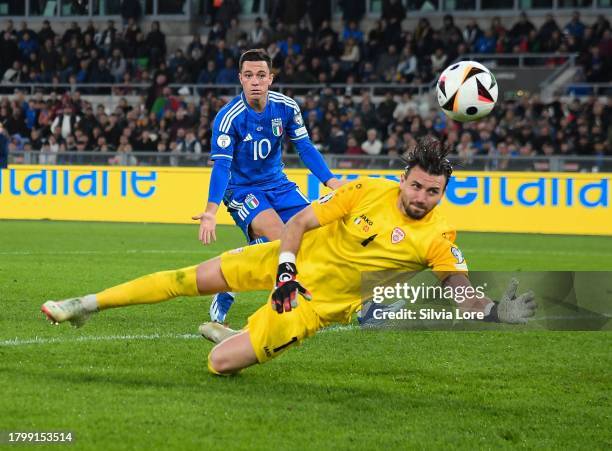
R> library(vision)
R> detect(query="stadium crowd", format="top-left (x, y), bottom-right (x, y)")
top-left (0, 8), bottom-right (610, 166)
top-left (1, 85), bottom-right (609, 166)
top-left (0, 9), bottom-right (610, 87)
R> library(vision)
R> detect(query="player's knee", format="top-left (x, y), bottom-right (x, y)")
top-left (250, 221), bottom-right (283, 241)
top-left (207, 348), bottom-right (238, 376)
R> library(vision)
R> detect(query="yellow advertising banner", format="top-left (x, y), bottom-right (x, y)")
top-left (0, 165), bottom-right (610, 235)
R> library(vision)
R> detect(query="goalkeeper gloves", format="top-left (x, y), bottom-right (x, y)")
top-left (271, 262), bottom-right (312, 314)
top-left (484, 278), bottom-right (537, 324)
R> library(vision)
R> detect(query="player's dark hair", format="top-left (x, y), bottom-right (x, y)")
top-left (403, 137), bottom-right (453, 188)
top-left (239, 49), bottom-right (272, 72)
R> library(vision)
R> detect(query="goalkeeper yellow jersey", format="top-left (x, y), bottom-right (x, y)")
top-left (294, 177), bottom-right (468, 322)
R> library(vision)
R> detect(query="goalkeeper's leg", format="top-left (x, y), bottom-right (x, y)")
top-left (210, 207), bottom-right (284, 323)
top-left (41, 257), bottom-right (230, 327)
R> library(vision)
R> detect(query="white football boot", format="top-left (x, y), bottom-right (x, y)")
top-left (198, 321), bottom-right (239, 344)
top-left (41, 296), bottom-right (96, 328)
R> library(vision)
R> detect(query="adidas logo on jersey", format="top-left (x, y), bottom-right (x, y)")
top-left (243, 133), bottom-right (253, 142)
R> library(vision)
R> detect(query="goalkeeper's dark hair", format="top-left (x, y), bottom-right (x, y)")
top-left (403, 137), bottom-right (453, 187)
top-left (239, 48), bottom-right (272, 72)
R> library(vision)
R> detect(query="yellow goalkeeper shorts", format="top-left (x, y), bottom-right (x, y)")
top-left (220, 242), bottom-right (326, 363)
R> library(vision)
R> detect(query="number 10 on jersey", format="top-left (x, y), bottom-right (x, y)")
top-left (252, 139), bottom-right (271, 160)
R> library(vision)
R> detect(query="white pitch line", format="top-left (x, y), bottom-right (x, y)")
top-left (0, 249), bottom-right (219, 256)
top-left (0, 316), bottom-right (605, 348)
top-left (0, 333), bottom-right (201, 347)
top-left (0, 326), bottom-right (358, 348)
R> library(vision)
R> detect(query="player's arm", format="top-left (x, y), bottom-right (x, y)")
top-left (271, 180), bottom-right (367, 313)
top-left (192, 111), bottom-right (235, 244)
top-left (443, 275), bottom-right (536, 324)
top-left (429, 236), bottom-right (537, 323)
top-left (285, 104), bottom-right (342, 190)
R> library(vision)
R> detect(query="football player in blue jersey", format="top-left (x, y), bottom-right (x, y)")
top-left (192, 49), bottom-right (343, 323)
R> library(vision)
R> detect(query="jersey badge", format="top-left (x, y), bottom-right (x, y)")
top-left (217, 134), bottom-right (231, 148)
top-left (245, 194), bottom-right (260, 210)
top-left (391, 227), bottom-right (405, 244)
top-left (451, 246), bottom-right (464, 263)
top-left (271, 118), bottom-right (283, 137)
top-left (293, 113), bottom-right (304, 126)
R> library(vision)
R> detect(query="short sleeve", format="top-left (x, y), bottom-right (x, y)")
top-left (427, 231), bottom-right (469, 280)
top-left (311, 180), bottom-right (368, 226)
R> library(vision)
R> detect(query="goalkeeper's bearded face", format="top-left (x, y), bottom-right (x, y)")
top-left (398, 166), bottom-right (446, 219)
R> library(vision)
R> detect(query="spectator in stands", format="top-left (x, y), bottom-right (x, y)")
top-left (89, 58), bottom-right (114, 87)
top-left (430, 48), bottom-right (448, 74)
top-left (18, 32), bottom-right (38, 62)
top-left (3, 61), bottom-right (21, 83)
top-left (38, 20), bottom-right (55, 45)
top-left (489, 16), bottom-right (506, 39)
top-left (463, 18), bottom-right (482, 52)
top-left (339, 38), bottom-right (360, 71)
top-left (215, 57), bottom-right (238, 84)
top-left (123, 17), bottom-right (141, 51)
top-left (225, 18), bottom-right (243, 49)
top-left (328, 124), bottom-right (347, 154)
top-left (342, 20), bottom-right (364, 43)
top-left (361, 128), bottom-right (383, 156)
top-left (564, 11), bottom-right (586, 40)
top-left (51, 105), bottom-right (80, 140)
top-left (440, 14), bottom-right (463, 47)
top-left (475, 29), bottom-right (496, 54)
top-left (108, 48), bottom-right (127, 83)
top-left (197, 60), bottom-right (218, 85)
top-left (249, 17), bottom-right (270, 46)
top-left (146, 21), bottom-right (166, 68)
top-left (539, 13), bottom-right (560, 41)
top-left (396, 46), bottom-right (418, 83)
top-left (376, 44), bottom-right (400, 81)
top-left (98, 20), bottom-right (118, 55)
top-left (377, 92), bottom-right (397, 127)
top-left (208, 21), bottom-right (225, 42)
top-left (593, 14), bottom-right (611, 39)
top-left (509, 11), bottom-right (536, 46)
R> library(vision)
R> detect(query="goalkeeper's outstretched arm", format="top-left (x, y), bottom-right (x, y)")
top-left (443, 274), bottom-right (537, 324)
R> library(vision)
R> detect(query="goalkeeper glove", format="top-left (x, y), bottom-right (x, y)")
top-left (271, 262), bottom-right (312, 314)
top-left (484, 278), bottom-right (537, 324)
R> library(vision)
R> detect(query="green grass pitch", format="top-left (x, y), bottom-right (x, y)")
top-left (1, 220), bottom-right (610, 449)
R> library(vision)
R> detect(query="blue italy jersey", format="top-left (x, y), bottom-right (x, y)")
top-left (210, 90), bottom-right (309, 190)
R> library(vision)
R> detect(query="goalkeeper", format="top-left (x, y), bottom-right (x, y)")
top-left (41, 138), bottom-right (536, 375)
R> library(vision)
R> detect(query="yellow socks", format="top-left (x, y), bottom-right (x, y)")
top-left (96, 265), bottom-right (200, 310)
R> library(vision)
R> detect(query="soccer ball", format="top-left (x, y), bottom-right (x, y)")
top-left (436, 60), bottom-right (498, 122)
